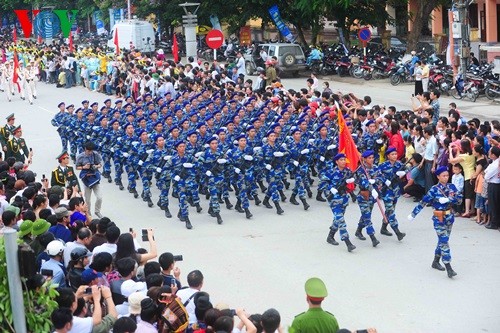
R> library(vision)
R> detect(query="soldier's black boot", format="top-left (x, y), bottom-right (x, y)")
top-left (392, 226), bottom-right (406, 241)
top-left (235, 199), bottom-right (244, 213)
top-left (115, 179), bottom-right (124, 191)
top-left (195, 203), bottom-right (203, 213)
top-left (146, 198), bottom-right (154, 208)
top-left (274, 201), bottom-right (284, 215)
top-left (185, 217), bottom-right (192, 230)
top-left (215, 212), bottom-right (223, 224)
top-left (326, 228), bottom-right (339, 245)
top-left (208, 206), bottom-right (216, 217)
top-left (444, 263), bottom-right (457, 278)
top-left (254, 195), bottom-right (261, 206)
top-left (289, 193), bottom-right (299, 205)
top-left (224, 198), bottom-right (233, 210)
top-left (258, 180), bottom-right (267, 193)
top-left (263, 196), bottom-right (273, 209)
top-left (350, 191), bottom-right (357, 203)
top-left (245, 208), bottom-right (253, 219)
top-left (164, 207), bottom-right (172, 218)
top-left (344, 238), bottom-right (356, 252)
top-left (311, 165), bottom-right (318, 177)
top-left (316, 190), bottom-right (326, 202)
top-left (432, 255), bottom-right (445, 271)
top-left (380, 223), bottom-right (393, 236)
top-left (283, 179), bottom-right (290, 190)
top-left (217, 194), bottom-right (224, 204)
top-left (355, 226), bottom-right (366, 240)
top-left (107, 175), bottom-right (112, 183)
top-left (279, 190), bottom-right (287, 202)
top-left (369, 234), bottom-right (380, 247)
top-left (187, 197), bottom-right (194, 207)
top-left (300, 198), bottom-right (310, 211)
top-left (306, 187), bottom-right (313, 198)
top-left (132, 189), bottom-right (139, 199)
top-left (177, 210), bottom-right (185, 222)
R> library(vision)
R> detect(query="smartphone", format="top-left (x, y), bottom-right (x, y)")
top-left (85, 287), bottom-right (92, 294)
top-left (129, 228), bottom-right (133, 233)
top-left (41, 269), bottom-right (53, 277)
top-left (411, 94), bottom-right (415, 97)
top-left (42, 174), bottom-right (46, 180)
top-left (142, 229), bottom-right (148, 241)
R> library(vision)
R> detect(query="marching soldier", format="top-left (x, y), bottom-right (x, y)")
top-left (287, 128), bottom-right (311, 211)
top-left (261, 130), bottom-right (286, 215)
top-left (51, 103), bottom-right (68, 152)
top-left (23, 62), bottom-right (37, 104)
top-left (355, 150), bottom-right (381, 247)
top-left (1, 62), bottom-right (14, 102)
top-left (6, 125), bottom-right (31, 163)
top-left (408, 166), bottom-right (463, 278)
top-left (199, 136), bottom-right (225, 224)
top-left (322, 153), bottom-right (356, 252)
top-left (51, 151), bottom-right (80, 189)
top-left (375, 146), bottom-right (407, 241)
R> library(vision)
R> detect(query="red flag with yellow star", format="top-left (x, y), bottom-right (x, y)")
top-left (338, 109), bottom-right (360, 172)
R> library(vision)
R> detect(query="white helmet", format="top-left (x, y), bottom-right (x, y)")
top-left (46, 240), bottom-right (65, 256)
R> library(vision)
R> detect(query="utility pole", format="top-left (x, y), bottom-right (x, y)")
top-left (452, 0), bottom-right (471, 78)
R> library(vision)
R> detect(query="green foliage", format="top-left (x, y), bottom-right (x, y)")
top-left (0, 237), bottom-right (59, 333)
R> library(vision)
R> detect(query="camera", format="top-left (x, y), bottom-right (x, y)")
top-left (173, 255), bottom-right (183, 262)
top-left (41, 269), bottom-right (53, 277)
top-left (142, 229), bottom-right (148, 241)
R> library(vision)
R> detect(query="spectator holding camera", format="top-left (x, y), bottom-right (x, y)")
top-left (92, 225), bottom-right (121, 259)
top-left (76, 141), bottom-right (103, 218)
top-left (159, 252), bottom-right (182, 289)
top-left (114, 229), bottom-right (157, 266)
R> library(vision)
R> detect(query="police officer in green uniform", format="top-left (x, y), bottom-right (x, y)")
top-left (0, 113), bottom-right (16, 153)
top-left (51, 151), bottom-right (80, 189)
top-left (289, 277), bottom-right (339, 333)
top-left (6, 125), bottom-right (30, 163)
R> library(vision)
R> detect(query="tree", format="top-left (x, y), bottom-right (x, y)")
top-left (406, 0), bottom-right (448, 51)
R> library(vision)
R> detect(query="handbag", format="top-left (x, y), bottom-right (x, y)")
top-left (79, 152), bottom-right (101, 188)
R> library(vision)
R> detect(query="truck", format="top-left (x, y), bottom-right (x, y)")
top-left (108, 20), bottom-right (155, 53)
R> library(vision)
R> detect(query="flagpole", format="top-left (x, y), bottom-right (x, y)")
top-left (358, 160), bottom-right (390, 225)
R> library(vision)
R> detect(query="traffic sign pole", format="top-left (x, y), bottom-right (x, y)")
top-left (206, 29), bottom-right (224, 62)
top-left (358, 28), bottom-right (371, 66)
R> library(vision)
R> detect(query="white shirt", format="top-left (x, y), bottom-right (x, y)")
top-left (484, 158), bottom-right (500, 184)
top-left (69, 316), bottom-right (92, 333)
top-left (91, 243), bottom-right (117, 263)
top-left (176, 287), bottom-right (199, 324)
top-left (423, 135), bottom-right (438, 161)
top-left (236, 56), bottom-right (245, 76)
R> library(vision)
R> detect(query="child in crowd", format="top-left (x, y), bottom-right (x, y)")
top-left (451, 163), bottom-right (465, 216)
top-left (404, 135), bottom-right (415, 164)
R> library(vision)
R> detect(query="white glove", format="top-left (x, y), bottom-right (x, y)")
top-left (265, 164), bottom-right (272, 170)
top-left (330, 188), bottom-right (338, 195)
top-left (327, 144), bottom-right (337, 150)
top-left (117, 137), bottom-right (122, 141)
top-left (262, 138), bottom-right (268, 143)
top-left (233, 140), bottom-right (238, 145)
top-left (174, 175), bottom-right (181, 182)
top-left (244, 155), bottom-right (253, 161)
top-left (371, 189), bottom-right (379, 199)
top-left (131, 141), bottom-right (139, 146)
top-left (206, 170), bottom-right (212, 177)
top-left (146, 149), bottom-right (154, 154)
top-left (164, 155), bottom-right (172, 161)
top-left (308, 138), bottom-right (315, 144)
top-left (407, 214), bottom-right (415, 221)
top-left (376, 139), bottom-right (383, 144)
top-left (138, 160), bottom-right (144, 166)
top-left (253, 147), bottom-right (262, 152)
top-left (195, 152), bottom-right (203, 158)
top-left (396, 171), bottom-right (406, 177)
top-left (300, 148), bottom-right (310, 155)
top-left (346, 178), bottom-right (355, 184)
top-left (183, 163), bottom-right (193, 168)
top-left (273, 152), bottom-right (284, 157)
top-left (385, 180), bottom-right (392, 187)
top-left (217, 158), bottom-right (227, 164)
top-left (352, 133), bottom-right (358, 138)
top-left (439, 197), bottom-right (450, 204)
top-left (293, 160), bottom-right (299, 167)
top-left (234, 167), bottom-right (241, 174)
top-left (86, 135), bottom-right (91, 139)
top-left (110, 147), bottom-right (115, 153)
top-left (320, 156), bottom-right (325, 162)
top-left (156, 167), bottom-right (162, 173)
top-left (122, 152), bottom-right (130, 158)
top-left (204, 144), bottom-right (209, 148)
top-left (92, 126), bottom-right (100, 131)
top-left (368, 179), bottom-right (376, 184)
top-left (281, 143), bottom-right (287, 149)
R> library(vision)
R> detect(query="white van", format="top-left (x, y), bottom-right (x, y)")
top-left (108, 20), bottom-right (155, 52)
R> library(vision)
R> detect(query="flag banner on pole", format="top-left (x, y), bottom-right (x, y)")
top-left (338, 109), bottom-right (360, 192)
top-left (172, 34), bottom-right (179, 63)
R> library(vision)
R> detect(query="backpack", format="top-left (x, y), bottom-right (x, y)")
top-left (159, 295), bottom-right (190, 333)
top-left (109, 278), bottom-right (128, 305)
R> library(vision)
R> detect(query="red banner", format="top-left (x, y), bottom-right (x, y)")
top-left (338, 110), bottom-right (360, 172)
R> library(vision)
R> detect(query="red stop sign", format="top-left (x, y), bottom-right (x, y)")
top-left (206, 29), bottom-right (224, 49)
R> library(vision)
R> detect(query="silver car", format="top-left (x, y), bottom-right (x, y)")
top-left (244, 43), bottom-right (306, 77)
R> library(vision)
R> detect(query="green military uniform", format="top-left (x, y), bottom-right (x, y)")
top-left (0, 113), bottom-right (16, 151)
top-left (51, 165), bottom-right (79, 188)
top-left (290, 308), bottom-right (339, 333)
top-left (289, 277), bottom-right (339, 333)
top-left (51, 151), bottom-right (80, 188)
top-left (6, 136), bottom-right (29, 162)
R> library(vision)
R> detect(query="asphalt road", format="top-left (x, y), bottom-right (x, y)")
top-left (7, 77), bottom-right (500, 333)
